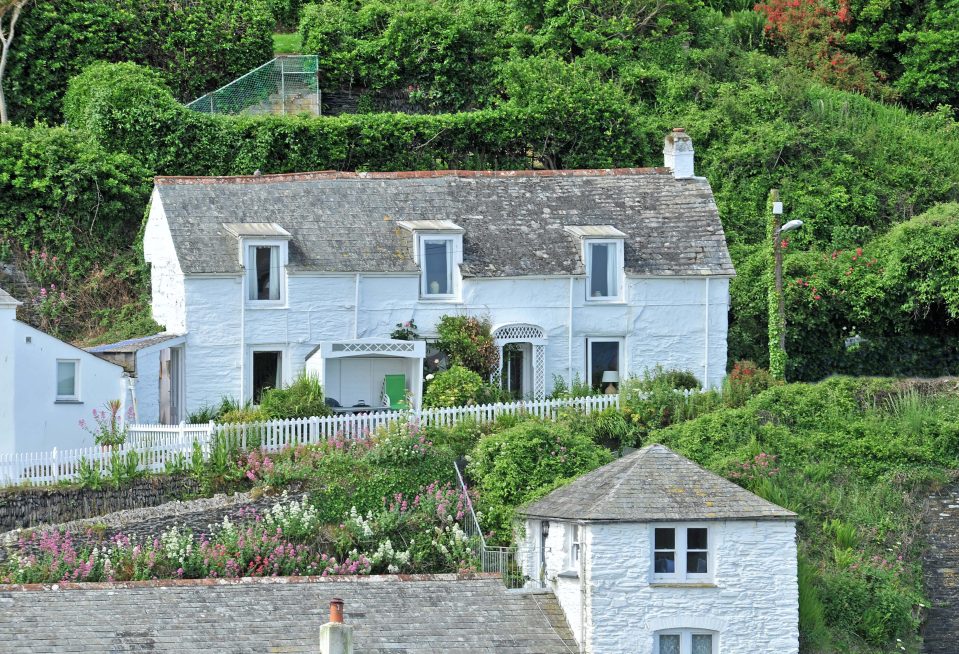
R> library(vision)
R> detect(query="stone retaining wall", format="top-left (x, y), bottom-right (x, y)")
top-left (922, 483), bottom-right (959, 653)
top-left (0, 475), bottom-right (202, 532)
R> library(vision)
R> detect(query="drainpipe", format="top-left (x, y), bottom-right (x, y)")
top-left (568, 276), bottom-right (574, 382)
top-left (704, 277), bottom-right (710, 389)
top-left (127, 376), bottom-right (138, 423)
top-left (239, 276), bottom-right (246, 401)
top-left (353, 273), bottom-right (360, 339)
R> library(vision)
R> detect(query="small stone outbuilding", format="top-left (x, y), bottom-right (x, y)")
top-left (517, 443), bottom-right (799, 654)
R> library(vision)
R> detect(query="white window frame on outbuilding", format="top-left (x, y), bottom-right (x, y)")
top-left (55, 359), bottom-right (80, 402)
top-left (567, 523), bottom-right (581, 571)
top-left (651, 523), bottom-right (713, 583)
top-left (654, 629), bottom-right (719, 654)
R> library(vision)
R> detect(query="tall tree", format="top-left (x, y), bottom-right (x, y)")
top-left (0, 0), bottom-right (27, 124)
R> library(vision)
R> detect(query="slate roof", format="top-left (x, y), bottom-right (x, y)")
top-left (154, 169), bottom-right (734, 278)
top-left (0, 286), bottom-right (20, 307)
top-left (519, 444), bottom-right (796, 522)
top-left (86, 333), bottom-right (182, 354)
top-left (0, 574), bottom-right (577, 653)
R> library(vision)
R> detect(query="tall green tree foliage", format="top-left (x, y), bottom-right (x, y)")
top-left (4, 0), bottom-right (273, 124)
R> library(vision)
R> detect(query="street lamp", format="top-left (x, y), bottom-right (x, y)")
top-left (768, 190), bottom-right (804, 381)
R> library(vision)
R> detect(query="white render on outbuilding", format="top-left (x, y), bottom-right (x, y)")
top-left (0, 287), bottom-right (129, 453)
top-left (138, 130), bottom-right (735, 421)
top-left (518, 444), bottom-right (799, 654)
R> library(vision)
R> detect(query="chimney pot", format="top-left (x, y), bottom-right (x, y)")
top-left (330, 598), bottom-right (344, 624)
top-left (663, 128), bottom-right (695, 179)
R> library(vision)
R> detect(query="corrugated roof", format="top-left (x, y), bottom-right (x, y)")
top-left (153, 169), bottom-right (735, 278)
top-left (519, 444), bottom-right (796, 522)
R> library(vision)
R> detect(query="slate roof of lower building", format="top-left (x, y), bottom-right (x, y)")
top-left (519, 444), bottom-right (797, 522)
top-left (0, 574), bottom-right (577, 653)
top-left (86, 332), bottom-right (183, 354)
top-left (154, 168), bottom-right (734, 278)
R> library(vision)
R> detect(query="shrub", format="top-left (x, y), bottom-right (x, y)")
top-left (468, 420), bottom-right (613, 541)
top-left (435, 315), bottom-right (499, 378)
top-left (218, 406), bottom-right (269, 424)
top-left (423, 365), bottom-right (485, 408)
top-left (259, 373), bottom-right (332, 419)
top-left (722, 360), bottom-right (779, 407)
top-left (548, 373), bottom-right (599, 399)
top-left (426, 418), bottom-right (488, 458)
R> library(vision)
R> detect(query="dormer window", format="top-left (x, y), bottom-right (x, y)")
top-left (249, 245), bottom-right (280, 301)
top-left (587, 241), bottom-right (619, 298)
top-left (223, 223), bottom-right (291, 306)
top-left (398, 220), bottom-right (464, 300)
top-left (564, 226), bottom-right (626, 302)
top-left (423, 238), bottom-right (453, 296)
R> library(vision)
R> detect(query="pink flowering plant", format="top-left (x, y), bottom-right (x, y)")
top-left (726, 452), bottom-right (780, 488)
top-left (79, 399), bottom-right (133, 447)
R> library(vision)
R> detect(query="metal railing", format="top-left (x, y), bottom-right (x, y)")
top-left (454, 459), bottom-right (528, 589)
top-left (185, 55), bottom-right (321, 117)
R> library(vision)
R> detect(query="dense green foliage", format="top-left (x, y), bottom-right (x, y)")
top-left (259, 373), bottom-right (333, 419)
top-left (434, 315), bottom-right (499, 378)
top-left (423, 365), bottom-right (505, 408)
top-left (5, 0), bottom-right (273, 124)
top-left (468, 419), bottom-right (614, 540)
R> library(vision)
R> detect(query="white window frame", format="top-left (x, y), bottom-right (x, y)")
top-left (586, 337), bottom-right (625, 391)
top-left (418, 235), bottom-right (457, 299)
top-left (584, 238), bottom-right (624, 302)
top-left (654, 629), bottom-right (719, 654)
top-left (243, 240), bottom-right (288, 307)
top-left (567, 523), bottom-right (581, 571)
top-left (651, 524), bottom-right (713, 582)
top-left (55, 359), bottom-right (80, 402)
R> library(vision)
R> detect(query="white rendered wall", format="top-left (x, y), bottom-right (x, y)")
top-left (584, 520), bottom-right (799, 654)
top-left (3, 322), bottom-right (127, 453)
top-left (170, 271), bottom-right (730, 414)
top-left (143, 191), bottom-right (186, 333)
top-left (519, 520), bottom-right (585, 644)
top-left (0, 305), bottom-right (17, 453)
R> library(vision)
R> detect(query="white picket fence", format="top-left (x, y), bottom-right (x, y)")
top-left (0, 394), bottom-right (625, 487)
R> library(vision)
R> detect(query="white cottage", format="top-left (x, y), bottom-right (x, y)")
top-left (518, 444), bottom-right (799, 654)
top-left (134, 129), bottom-right (734, 422)
top-left (0, 286), bottom-right (130, 453)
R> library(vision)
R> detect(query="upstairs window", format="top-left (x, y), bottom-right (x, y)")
top-left (248, 245), bottom-right (281, 301)
top-left (586, 239), bottom-right (623, 300)
top-left (568, 523), bottom-right (581, 570)
top-left (655, 630), bottom-right (717, 654)
top-left (653, 525), bottom-right (710, 580)
top-left (422, 238), bottom-right (453, 297)
top-left (56, 359), bottom-right (79, 402)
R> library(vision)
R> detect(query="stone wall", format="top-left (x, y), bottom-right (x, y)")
top-left (0, 475), bottom-right (201, 532)
top-left (922, 483), bottom-right (959, 654)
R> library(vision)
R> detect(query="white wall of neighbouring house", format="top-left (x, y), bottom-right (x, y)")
top-left (143, 190), bottom-right (186, 334)
top-left (1, 320), bottom-right (128, 454)
top-left (583, 520), bottom-right (799, 654)
top-left (518, 519), bottom-right (585, 645)
top-left (163, 271), bottom-right (729, 416)
top-left (0, 302), bottom-right (18, 453)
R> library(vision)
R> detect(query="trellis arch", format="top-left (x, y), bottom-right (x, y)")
top-left (493, 323), bottom-right (548, 399)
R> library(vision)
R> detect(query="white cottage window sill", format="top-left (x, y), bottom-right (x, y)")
top-left (649, 582), bottom-right (718, 589)
top-left (417, 297), bottom-right (463, 304)
top-left (54, 400), bottom-right (83, 405)
top-left (557, 570), bottom-right (580, 579)
top-left (246, 302), bottom-right (288, 310)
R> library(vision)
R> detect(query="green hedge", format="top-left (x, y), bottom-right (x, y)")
top-left (5, 0), bottom-right (273, 124)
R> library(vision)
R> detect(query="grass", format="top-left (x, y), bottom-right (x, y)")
top-left (273, 33), bottom-right (302, 55)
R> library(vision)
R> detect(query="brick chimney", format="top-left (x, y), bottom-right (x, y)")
top-left (319, 598), bottom-right (353, 654)
top-left (663, 128), bottom-right (695, 179)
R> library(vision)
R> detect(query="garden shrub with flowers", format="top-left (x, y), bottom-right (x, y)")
top-left (1, 482), bottom-right (479, 583)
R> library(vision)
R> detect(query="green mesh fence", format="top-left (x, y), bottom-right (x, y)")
top-left (185, 56), bottom-right (320, 117)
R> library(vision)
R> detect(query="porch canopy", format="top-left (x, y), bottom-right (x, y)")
top-left (305, 339), bottom-right (425, 411)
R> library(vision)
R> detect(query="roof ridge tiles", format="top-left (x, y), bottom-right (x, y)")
top-left (154, 167), bottom-right (671, 185)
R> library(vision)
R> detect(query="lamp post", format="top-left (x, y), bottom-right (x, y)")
top-left (768, 189), bottom-right (803, 381)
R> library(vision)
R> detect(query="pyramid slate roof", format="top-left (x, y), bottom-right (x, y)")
top-left (153, 168), bottom-right (734, 278)
top-left (519, 444), bottom-right (796, 522)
